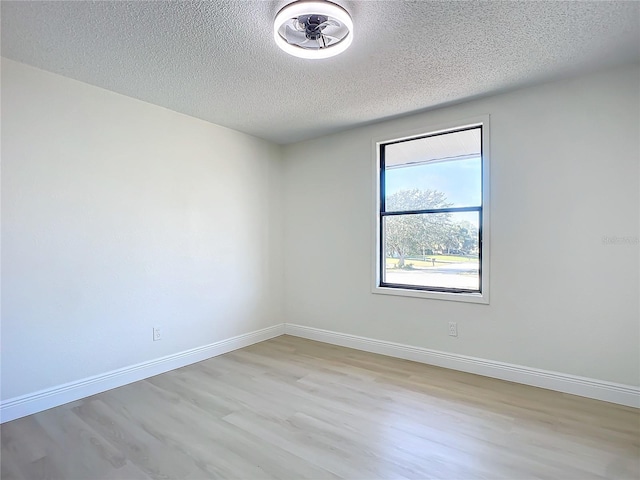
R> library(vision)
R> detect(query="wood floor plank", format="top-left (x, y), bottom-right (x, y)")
top-left (1, 335), bottom-right (638, 479)
top-left (31, 406), bottom-right (151, 480)
top-left (71, 397), bottom-right (213, 479)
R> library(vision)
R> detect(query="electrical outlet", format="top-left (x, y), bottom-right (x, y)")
top-left (448, 321), bottom-right (458, 337)
top-left (153, 326), bottom-right (162, 341)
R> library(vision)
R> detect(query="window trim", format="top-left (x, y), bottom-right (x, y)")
top-left (371, 115), bottom-right (491, 304)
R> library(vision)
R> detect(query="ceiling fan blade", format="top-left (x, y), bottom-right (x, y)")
top-left (318, 34), bottom-right (341, 48)
top-left (292, 17), bottom-right (306, 31)
top-left (322, 34), bottom-right (340, 43)
top-left (285, 24), bottom-right (308, 45)
top-left (318, 20), bottom-right (340, 29)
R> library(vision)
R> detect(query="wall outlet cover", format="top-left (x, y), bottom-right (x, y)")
top-left (448, 322), bottom-right (458, 337)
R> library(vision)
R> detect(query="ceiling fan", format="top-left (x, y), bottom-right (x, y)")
top-left (284, 14), bottom-right (341, 49)
top-left (273, 1), bottom-right (353, 59)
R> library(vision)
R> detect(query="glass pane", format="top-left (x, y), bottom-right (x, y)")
top-left (384, 128), bottom-right (481, 211)
top-left (383, 211), bottom-right (480, 291)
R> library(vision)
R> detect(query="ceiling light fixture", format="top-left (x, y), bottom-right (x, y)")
top-left (273, 1), bottom-right (353, 59)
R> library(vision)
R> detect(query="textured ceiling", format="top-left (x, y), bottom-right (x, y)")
top-left (2, 1), bottom-right (639, 144)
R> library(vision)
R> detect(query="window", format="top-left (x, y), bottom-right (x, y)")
top-left (373, 118), bottom-right (490, 303)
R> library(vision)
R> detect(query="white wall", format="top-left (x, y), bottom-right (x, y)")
top-left (283, 64), bottom-right (640, 386)
top-left (1, 59), bottom-right (283, 400)
top-left (2, 58), bottom-right (638, 406)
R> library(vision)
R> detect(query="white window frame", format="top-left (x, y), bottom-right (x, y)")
top-left (372, 115), bottom-right (490, 304)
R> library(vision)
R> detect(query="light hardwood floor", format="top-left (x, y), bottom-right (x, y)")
top-left (1, 335), bottom-right (639, 479)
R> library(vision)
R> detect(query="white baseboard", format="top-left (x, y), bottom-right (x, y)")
top-left (0, 324), bottom-right (285, 423)
top-left (284, 324), bottom-right (640, 408)
top-left (3, 322), bottom-right (637, 423)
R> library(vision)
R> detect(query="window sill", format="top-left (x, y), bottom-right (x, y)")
top-left (372, 285), bottom-right (489, 304)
